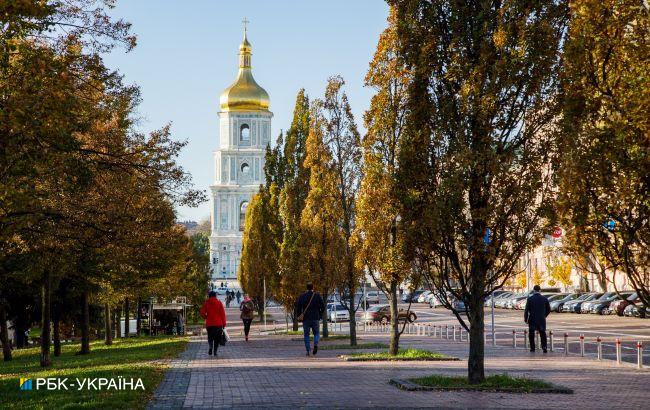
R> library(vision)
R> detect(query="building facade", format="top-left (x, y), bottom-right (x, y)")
top-left (209, 28), bottom-right (271, 288)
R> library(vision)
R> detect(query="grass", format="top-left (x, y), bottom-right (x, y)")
top-left (343, 348), bottom-right (457, 361)
top-left (404, 374), bottom-right (567, 393)
top-left (320, 342), bottom-right (388, 350)
top-left (0, 335), bottom-right (188, 409)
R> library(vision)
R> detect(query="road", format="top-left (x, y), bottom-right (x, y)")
top-left (265, 301), bottom-right (649, 366)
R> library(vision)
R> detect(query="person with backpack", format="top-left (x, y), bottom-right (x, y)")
top-left (295, 282), bottom-right (325, 357)
top-left (236, 290), bottom-right (242, 304)
top-left (199, 291), bottom-right (227, 357)
top-left (239, 295), bottom-right (255, 341)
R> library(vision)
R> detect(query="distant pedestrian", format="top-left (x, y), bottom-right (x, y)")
top-left (236, 290), bottom-right (242, 304)
top-left (295, 282), bottom-right (325, 357)
top-left (524, 285), bottom-right (551, 353)
top-left (200, 291), bottom-right (227, 357)
top-left (240, 295), bottom-right (255, 341)
top-left (225, 292), bottom-right (232, 308)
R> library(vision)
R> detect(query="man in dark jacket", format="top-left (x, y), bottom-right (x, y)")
top-left (524, 285), bottom-right (551, 353)
top-left (295, 283), bottom-right (325, 356)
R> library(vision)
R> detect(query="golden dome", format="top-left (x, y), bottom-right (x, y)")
top-left (219, 31), bottom-right (269, 112)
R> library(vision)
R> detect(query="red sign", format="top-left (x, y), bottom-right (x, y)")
top-left (552, 227), bottom-right (563, 239)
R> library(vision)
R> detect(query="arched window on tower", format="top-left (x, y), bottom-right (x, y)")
top-left (239, 201), bottom-right (249, 231)
top-left (240, 124), bottom-right (250, 143)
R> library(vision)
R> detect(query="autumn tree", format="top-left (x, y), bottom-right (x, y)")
top-left (391, 0), bottom-right (567, 383)
top-left (278, 90), bottom-right (312, 330)
top-left (239, 185), bottom-right (283, 320)
top-left (301, 105), bottom-right (347, 338)
top-left (556, 0), bottom-right (649, 307)
top-left (353, 8), bottom-right (412, 354)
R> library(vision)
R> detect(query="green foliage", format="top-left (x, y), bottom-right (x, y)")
top-left (346, 348), bottom-right (452, 360)
top-left (409, 374), bottom-right (554, 392)
top-left (320, 342), bottom-right (387, 350)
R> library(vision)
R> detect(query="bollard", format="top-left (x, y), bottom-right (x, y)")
top-left (524, 329), bottom-right (528, 349)
top-left (432, 325), bottom-right (436, 337)
top-left (549, 330), bottom-right (554, 352)
top-left (564, 333), bottom-right (569, 355)
top-left (596, 336), bottom-right (602, 360)
top-left (460, 329), bottom-right (464, 342)
top-left (446, 324), bottom-right (450, 339)
top-left (453, 325), bottom-right (458, 341)
top-left (616, 338), bottom-right (622, 364)
top-left (579, 334), bottom-right (585, 357)
top-left (637, 341), bottom-right (643, 369)
top-left (513, 330), bottom-right (517, 348)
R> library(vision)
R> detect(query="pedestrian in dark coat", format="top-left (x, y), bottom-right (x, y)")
top-left (239, 295), bottom-right (255, 341)
top-left (295, 283), bottom-right (325, 357)
top-left (524, 285), bottom-right (551, 353)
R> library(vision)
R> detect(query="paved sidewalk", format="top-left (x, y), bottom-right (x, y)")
top-left (148, 319), bottom-right (650, 409)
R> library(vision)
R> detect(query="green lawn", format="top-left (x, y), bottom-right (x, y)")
top-left (320, 342), bottom-right (388, 350)
top-left (409, 374), bottom-right (555, 392)
top-left (0, 336), bottom-right (187, 409)
top-left (344, 348), bottom-right (456, 361)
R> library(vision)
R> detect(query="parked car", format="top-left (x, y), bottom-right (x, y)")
top-left (562, 293), bottom-right (603, 313)
top-left (429, 293), bottom-right (445, 308)
top-left (402, 290), bottom-right (425, 303)
top-left (609, 293), bottom-right (638, 316)
top-left (362, 304), bottom-right (417, 324)
top-left (495, 292), bottom-right (523, 308)
top-left (484, 291), bottom-right (512, 307)
top-left (417, 291), bottom-right (432, 303)
top-left (588, 292), bottom-right (633, 315)
top-left (550, 293), bottom-right (581, 312)
top-left (581, 292), bottom-right (617, 314)
top-left (360, 291), bottom-right (381, 305)
top-left (326, 303), bottom-right (350, 322)
top-left (506, 293), bottom-right (531, 309)
top-left (214, 287), bottom-right (230, 295)
top-left (623, 303), bottom-right (639, 317)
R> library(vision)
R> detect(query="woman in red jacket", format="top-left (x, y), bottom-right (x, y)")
top-left (200, 291), bottom-right (227, 356)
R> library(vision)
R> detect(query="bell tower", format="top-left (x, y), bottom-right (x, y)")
top-left (209, 20), bottom-right (272, 288)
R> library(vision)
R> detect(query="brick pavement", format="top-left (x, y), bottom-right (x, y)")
top-left (148, 317), bottom-right (650, 409)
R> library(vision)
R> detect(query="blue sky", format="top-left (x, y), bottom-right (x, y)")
top-left (103, 0), bottom-right (390, 222)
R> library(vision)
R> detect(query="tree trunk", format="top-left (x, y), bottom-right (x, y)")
top-left (53, 308), bottom-right (61, 357)
top-left (115, 303), bottom-right (122, 339)
top-left (348, 276), bottom-right (357, 346)
top-left (0, 302), bottom-right (12, 361)
top-left (124, 297), bottom-right (130, 337)
top-left (136, 298), bottom-right (141, 336)
top-left (79, 291), bottom-right (90, 355)
top-left (292, 316), bottom-right (299, 331)
top-left (321, 292), bottom-right (329, 338)
top-left (40, 271), bottom-right (52, 367)
top-left (104, 302), bottom-right (112, 346)
top-left (389, 280), bottom-right (399, 355)
top-left (467, 293), bottom-right (485, 384)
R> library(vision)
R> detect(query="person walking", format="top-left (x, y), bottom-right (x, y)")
top-left (239, 295), bottom-right (255, 341)
top-left (236, 290), bottom-right (242, 304)
top-left (524, 285), bottom-right (551, 353)
top-left (225, 292), bottom-right (232, 308)
top-left (295, 282), bottom-right (325, 357)
top-left (200, 291), bottom-right (227, 357)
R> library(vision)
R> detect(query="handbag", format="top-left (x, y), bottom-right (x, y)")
top-left (297, 292), bottom-right (316, 322)
top-left (219, 328), bottom-right (229, 346)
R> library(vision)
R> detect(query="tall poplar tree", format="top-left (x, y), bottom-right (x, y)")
top-left (354, 8), bottom-right (412, 354)
top-left (278, 90), bottom-right (312, 329)
top-left (301, 103), bottom-right (347, 338)
top-left (314, 76), bottom-right (362, 345)
top-left (391, 0), bottom-right (567, 383)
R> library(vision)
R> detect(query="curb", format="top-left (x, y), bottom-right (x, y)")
top-left (389, 378), bottom-right (574, 394)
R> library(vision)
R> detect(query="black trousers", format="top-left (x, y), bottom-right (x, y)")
top-left (528, 323), bottom-right (547, 351)
top-left (242, 319), bottom-right (252, 337)
top-left (207, 326), bottom-right (223, 353)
